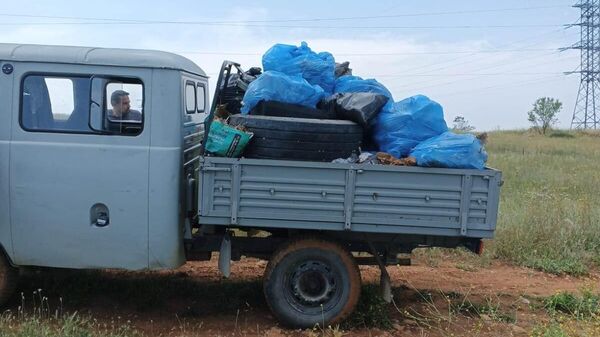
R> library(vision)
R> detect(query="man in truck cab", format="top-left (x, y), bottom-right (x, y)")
top-left (107, 90), bottom-right (142, 122)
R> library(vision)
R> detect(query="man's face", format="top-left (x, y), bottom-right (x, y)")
top-left (113, 95), bottom-right (131, 115)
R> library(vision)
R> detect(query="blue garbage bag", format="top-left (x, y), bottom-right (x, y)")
top-left (262, 42), bottom-right (336, 94)
top-left (334, 75), bottom-right (393, 100)
top-left (410, 132), bottom-right (488, 170)
top-left (241, 71), bottom-right (326, 114)
top-left (374, 95), bottom-right (448, 157)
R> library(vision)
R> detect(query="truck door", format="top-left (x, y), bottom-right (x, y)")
top-left (182, 77), bottom-right (207, 224)
top-left (9, 63), bottom-right (151, 269)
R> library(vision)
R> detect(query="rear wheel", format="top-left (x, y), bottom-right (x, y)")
top-left (0, 251), bottom-right (18, 307)
top-left (263, 239), bottom-right (361, 328)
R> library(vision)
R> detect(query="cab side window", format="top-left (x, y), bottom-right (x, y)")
top-left (21, 74), bottom-right (144, 136)
top-left (102, 81), bottom-right (144, 136)
top-left (196, 83), bottom-right (206, 113)
top-left (183, 80), bottom-right (207, 116)
top-left (21, 75), bottom-right (91, 132)
top-left (185, 82), bottom-right (196, 114)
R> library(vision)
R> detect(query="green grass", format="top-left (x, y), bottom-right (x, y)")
top-left (450, 295), bottom-right (516, 323)
top-left (0, 313), bottom-right (139, 337)
top-left (530, 323), bottom-right (570, 337)
top-left (549, 130), bottom-right (576, 138)
top-left (486, 130), bottom-right (600, 275)
top-left (544, 291), bottom-right (600, 319)
top-left (531, 290), bottom-right (600, 337)
top-left (342, 285), bottom-right (392, 330)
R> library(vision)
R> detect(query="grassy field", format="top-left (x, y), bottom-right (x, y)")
top-left (486, 130), bottom-right (600, 275)
top-left (1, 130), bottom-right (599, 337)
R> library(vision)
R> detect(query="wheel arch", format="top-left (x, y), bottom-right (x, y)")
top-left (0, 243), bottom-right (16, 268)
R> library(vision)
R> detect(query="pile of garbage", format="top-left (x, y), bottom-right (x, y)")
top-left (207, 41), bottom-right (488, 170)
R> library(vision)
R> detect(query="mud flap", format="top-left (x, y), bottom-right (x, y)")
top-left (380, 268), bottom-right (392, 303)
top-left (218, 233), bottom-right (231, 278)
top-left (367, 241), bottom-right (392, 303)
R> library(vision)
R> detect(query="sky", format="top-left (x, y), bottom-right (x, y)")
top-left (0, 0), bottom-right (581, 130)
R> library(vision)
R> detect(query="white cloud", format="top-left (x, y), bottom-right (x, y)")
top-left (0, 5), bottom-right (578, 130)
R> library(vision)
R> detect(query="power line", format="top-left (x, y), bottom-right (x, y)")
top-left (203, 71), bottom-right (565, 78)
top-left (390, 52), bottom-right (575, 93)
top-left (378, 72), bottom-right (565, 77)
top-left (376, 50), bottom-right (568, 87)
top-left (414, 39), bottom-right (572, 76)
top-left (0, 21), bottom-right (563, 29)
top-left (194, 29), bottom-right (575, 88)
top-left (200, 31), bottom-right (575, 92)
top-left (440, 74), bottom-right (567, 98)
top-left (0, 5), bottom-right (568, 24)
top-left (368, 29), bottom-right (572, 78)
top-left (375, 30), bottom-right (577, 89)
top-left (178, 48), bottom-right (558, 57)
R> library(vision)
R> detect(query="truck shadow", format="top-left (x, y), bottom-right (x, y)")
top-left (7, 267), bottom-right (469, 329)
top-left (11, 268), bottom-right (266, 317)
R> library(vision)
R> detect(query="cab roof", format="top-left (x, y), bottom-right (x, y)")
top-left (0, 43), bottom-right (206, 77)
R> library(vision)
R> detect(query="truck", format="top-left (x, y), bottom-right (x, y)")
top-left (0, 43), bottom-right (502, 328)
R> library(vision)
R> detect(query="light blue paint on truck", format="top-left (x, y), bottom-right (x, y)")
top-left (198, 157), bottom-right (501, 238)
top-left (0, 44), bottom-right (502, 328)
top-left (0, 43), bottom-right (207, 270)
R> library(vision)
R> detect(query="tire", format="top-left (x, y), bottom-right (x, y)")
top-left (230, 115), bottom-right (361, 134)
top-left (250, 138), bottom-right (359, 152)
top-left (248, 128), bottom-right (363, 143)
top-left (250, 101), bottom-right (337, 120)
top-left (244, 147), bottom-right (354, 162)
top-left (229, 115), bottom-right (363, 161)
top-left (0, 250), bottom-right (18, 307)
top-left (263, 239), bottom-right (361, 328)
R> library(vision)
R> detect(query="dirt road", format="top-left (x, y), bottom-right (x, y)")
top-left (11, 254), bottom-right (599, 337)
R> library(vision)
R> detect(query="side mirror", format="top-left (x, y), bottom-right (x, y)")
top-left (89, 77), bottom-right (107, 132)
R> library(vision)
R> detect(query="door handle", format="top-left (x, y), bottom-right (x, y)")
top-left (95, 212), bottom-right (109, 227)
top-left (91, 203), bottom-right (110, 227)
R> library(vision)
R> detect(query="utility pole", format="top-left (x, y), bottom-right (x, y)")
top-left (565, 0), bottom-right (600, 129)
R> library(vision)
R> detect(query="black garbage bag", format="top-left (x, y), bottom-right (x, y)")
top-left (335, 61), bottom-right (352, 78)
top-left (246, 67), bottom-right (262, 76)
top-left (317, 94), bottom-right (338, 117)
top-left (335, 92), bottom-right (389, 127)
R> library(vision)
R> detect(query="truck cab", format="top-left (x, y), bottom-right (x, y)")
top-left (0, 43), bottom-right (206, 270)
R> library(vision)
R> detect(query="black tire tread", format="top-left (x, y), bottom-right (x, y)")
top-left (249, 128), bottom-right (362, 143)
top-left (244, 146), bottom-right (355, 161)
top-left (229, 115), bottom-right (362, 134)
top-left (250, 138), bottom-right (360, 152)
top-left (250, 101), bottom-right (337, 120)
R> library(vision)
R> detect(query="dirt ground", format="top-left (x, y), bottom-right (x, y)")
top-left (10, 254), bottom-right (600, 337)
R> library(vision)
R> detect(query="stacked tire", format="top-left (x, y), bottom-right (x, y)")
top-left (230, 109), bottom-right (363, 162)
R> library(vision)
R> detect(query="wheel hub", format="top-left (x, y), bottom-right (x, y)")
top-left (290, 261), bottom-right (336, 306)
